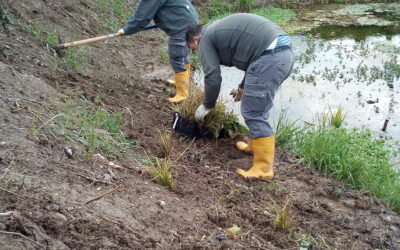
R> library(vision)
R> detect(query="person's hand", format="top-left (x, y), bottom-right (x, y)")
top-left (117, 28), bottom-right (125, 35)
top-left (194, 104), bottom-right (211, 123)
top-left (229, 87), bottom-right (243, 102)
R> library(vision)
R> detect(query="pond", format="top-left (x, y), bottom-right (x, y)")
top-left (194, 3), bottom-right (400, 143)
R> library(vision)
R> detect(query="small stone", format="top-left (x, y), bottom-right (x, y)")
top-left (158, 200), bottom-right (166, 209)
top-left (102, 173), bottom-right (112, 181)
top-left (63, 146), bottom-right (74, 159)
top-left (215, 231), bottom-right (227, 241)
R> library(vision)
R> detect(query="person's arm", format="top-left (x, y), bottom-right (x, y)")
top-left (238, 73), bottom-right (246, 89)
top-left (123, 0), bottom-right (165, 35)
top-left (200, 36), bottom-right (222, 109)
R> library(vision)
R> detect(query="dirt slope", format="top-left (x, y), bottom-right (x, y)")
top-left (1, 0), bottom-right (399, 249)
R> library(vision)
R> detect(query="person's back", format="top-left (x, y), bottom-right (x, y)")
top-left (200, 13), bottom-right (285, 71)
top-left (187, 13), bottom-right (294, 181)
top-left (123, 0), bottom-right (198, 36)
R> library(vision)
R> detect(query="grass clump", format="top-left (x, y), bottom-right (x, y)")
top-left (206, 0), bottom-right (295, 25)
top-left (159, 48), bottom-right (169, 65)
top-left (275, 113), bottom-right (307, 150)
top-left (276, 113), bottom-right (400, 213)
top-left (44, 101), bottom-right (135, 157)
top-left (174, 84), bottom-right (248, 138)
top-left (146, 157), bottom-right (175, 189)
top-left (97, 0), bottom-right (131, 30)
top-left (329, 106), bottom-right (346, 128)
top-left (44, 31), bottom-right (60, 47)
top-left (251, 8), bottom-right (295, 25)
top-left (26, 24), bottom-right (61, 47)
top-left (273, 199), bottom-right (293, 231)
top-left (235, 0), bottom-right (253, 12)
top-left (64, 47), bottom-right (88, 71)
top-left (158, 127), bottom-right (173, 158)
top-left (295, 127), bottom-right (400, 212)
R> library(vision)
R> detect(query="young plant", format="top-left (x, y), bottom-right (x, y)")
top-left (329, 106), bottom-right (346, 128)
top-left (64, 47), bottom-right (88, 71)
top-left (158, 127), bottom-right (173, 158)
top-left (174, 84), bottom-right (247, 138)
top-left (273, 199), bottom-right (293, 231)
top-left (147, 157), bottom-right (175, 189)
top-left (159, 48), bottom-right (169, 65)
top-left (44, 31), bottom-right (60, 47)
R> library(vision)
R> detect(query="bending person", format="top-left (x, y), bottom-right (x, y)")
top-left (186, 13), bottom-right (294, 180)
top-left (118, 0), bottom-right (198, 103)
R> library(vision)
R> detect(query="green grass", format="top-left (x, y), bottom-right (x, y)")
top-left (189, 51), bottom-right (202, 68)
top-left (206, 0), bottom-right (296, 25)
top-left (235, 0), bottom-right (253, 12)
top-left (276, 113), bottom-right (400, 213)
top-left (275, 113), bottom-right (308, 150)
top-left (43, 101), bottom-right (135, 157)
top-left (251, 8), bottom-right (296, 25)
top-left (44, 31), bottom-right (60, 47)
top-left (295, 127), bottom-right (400, 212)
top-left (26, 25), bottom-right (60, 46)
top-left (159, 48), bottom-right (169, 65)
top-left (97, 0), bottom-right (131, 31)
top-left (64, 47), bottom-right (88, 71)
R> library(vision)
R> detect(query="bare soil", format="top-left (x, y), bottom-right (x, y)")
top-left (1, 0), bottom-right (399, 249)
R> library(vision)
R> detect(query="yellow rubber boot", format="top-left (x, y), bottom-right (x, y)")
top-left (168, 63), bottom-right (191, 86)
top-left (236, 141), bottom-right (252, 154)
top-left (168, 70), bottom-right (189, 103)
top-left (236, 136), bottom-right (275, 180)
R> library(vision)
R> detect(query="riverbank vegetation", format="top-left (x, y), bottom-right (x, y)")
top-left (276, 113), bottom-right (400, 213)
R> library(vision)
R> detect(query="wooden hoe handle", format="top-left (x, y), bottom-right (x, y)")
top-left (53, 33), bottom-right (123, 49)
top-left (52, 25), bottom-right (157, 50)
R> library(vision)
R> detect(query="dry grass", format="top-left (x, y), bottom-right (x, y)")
top-left (147, 157), bottom-right (175, 189)
top-left (271, 198), bottom-right (294, 231)
top-left (158, 127), bottom-right (173, 158)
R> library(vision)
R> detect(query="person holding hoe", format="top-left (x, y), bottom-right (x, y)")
top-left (118, 0), bottom-right (198, 103)
top-left (186, 13), bottom-right (294, 180)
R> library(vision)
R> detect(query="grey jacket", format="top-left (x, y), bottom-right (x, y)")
top-left (123, 0), bottom-right (198, 36)
top-left (199, 13), bottom-right (285, 109)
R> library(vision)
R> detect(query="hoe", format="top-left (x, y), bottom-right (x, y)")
top-left (52, 25), bottom-right (157, 50)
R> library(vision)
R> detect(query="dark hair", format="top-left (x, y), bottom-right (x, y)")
top-left (186, 24), bottom-right (203, 44)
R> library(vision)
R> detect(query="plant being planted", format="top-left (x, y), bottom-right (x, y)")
top-left (146, 157), bottom-right (175, 189)
top-left (174, 84), bottom-right (248, 138)
top-left (158, 127), bottom-right (173, 158)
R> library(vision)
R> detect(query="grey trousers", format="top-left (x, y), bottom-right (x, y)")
top-left (241, 47), bottom-right (294, 138)
top-left (168, 28), bottom-right (190, 73)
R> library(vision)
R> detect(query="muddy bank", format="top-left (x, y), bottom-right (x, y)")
top-left (1, 0), bottom-right (400, 249)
